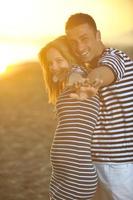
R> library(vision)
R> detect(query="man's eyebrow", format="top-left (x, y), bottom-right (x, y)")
top-left (69, 34), bottom-right (88, 41)
top-left (79, 34), bottom-right (88, 38)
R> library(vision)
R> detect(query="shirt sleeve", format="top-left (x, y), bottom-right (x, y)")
top-left (98, 51), bottom-right (125, 82)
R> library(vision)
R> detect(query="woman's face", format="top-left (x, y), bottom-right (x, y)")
top-left (46, 47), bottom-right (70, 81)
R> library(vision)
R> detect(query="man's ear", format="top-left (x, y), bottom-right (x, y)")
top-left (96, 30), bottom-right (101, 41)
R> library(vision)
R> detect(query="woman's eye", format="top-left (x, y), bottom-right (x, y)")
top-left (57, 59), bottom-right (63, 63)
top-left (47, 61), bottom-right (52, 67)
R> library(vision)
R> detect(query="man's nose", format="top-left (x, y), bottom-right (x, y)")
top-left (77, 41), bottom-right (84, 52)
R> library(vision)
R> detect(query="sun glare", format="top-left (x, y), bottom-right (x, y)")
top-left (0, 43), bottom-right (38, 75)
top-left (0, 61), bottom-right (11, 74)
top-left (0, 45), bottom-right (16, 74)
top-left (0, 44), bottom-right (23, 74)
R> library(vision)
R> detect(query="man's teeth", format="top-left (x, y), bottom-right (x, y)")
top-left (80, 51), bottom-right (89, 56)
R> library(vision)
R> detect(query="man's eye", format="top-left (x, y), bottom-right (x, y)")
top-left (82, 37), bottom-right (89, 42)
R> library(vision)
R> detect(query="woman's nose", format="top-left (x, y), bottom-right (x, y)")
top-left (50, 62), bottom-right (58, 72)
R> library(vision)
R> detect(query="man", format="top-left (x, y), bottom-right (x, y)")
top-left (65, 13), bottom-right (133, 200)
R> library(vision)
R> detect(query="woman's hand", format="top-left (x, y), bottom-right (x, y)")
top-left (70, 78), bottom-right (103, 100)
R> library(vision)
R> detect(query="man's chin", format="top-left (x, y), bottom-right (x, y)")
top-left (76, 53), bottom-right (90, 62)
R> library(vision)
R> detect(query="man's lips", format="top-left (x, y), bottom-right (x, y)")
top-left (77, 50), bottom-right (90, 58)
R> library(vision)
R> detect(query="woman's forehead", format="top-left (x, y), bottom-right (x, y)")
top-left (46, 47), bottom-right (63, 60)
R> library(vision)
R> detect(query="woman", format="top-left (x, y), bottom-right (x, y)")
top-left (38, 36), bottom-right (100, 200)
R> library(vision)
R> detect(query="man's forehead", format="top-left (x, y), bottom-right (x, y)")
top-left (66, 23), bottom-right (93, 39)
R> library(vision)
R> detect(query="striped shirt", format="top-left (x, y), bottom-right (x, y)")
top-left (92, 48), bottom-right (133, 163)
top-left (50, 89), bottom-right (99, 200)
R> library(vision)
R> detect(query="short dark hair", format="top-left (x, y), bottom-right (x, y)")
top-left (65, 13), bottom-right (97, 32)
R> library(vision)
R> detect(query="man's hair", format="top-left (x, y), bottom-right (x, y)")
top-left (65, 13), bottom-right (97, 32)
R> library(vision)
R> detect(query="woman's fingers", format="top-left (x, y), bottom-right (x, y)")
top-left (69, 78), bottom-right (103, 100)
top-left (92, 78), bottom-right (103, 88)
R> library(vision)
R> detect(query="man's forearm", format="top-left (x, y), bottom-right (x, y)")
top-left (88, 66), bottom-right (115, 87)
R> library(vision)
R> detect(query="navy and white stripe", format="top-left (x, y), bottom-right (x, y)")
top-left (92, 48), bottom-right (133, 163)
top-left (50, 88), bottom-right (99, 200)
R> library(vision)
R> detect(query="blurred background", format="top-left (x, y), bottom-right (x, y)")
top-left (0, 0), bottom-right (133, 199)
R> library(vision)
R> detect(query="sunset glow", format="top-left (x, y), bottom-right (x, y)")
top-left (0, 0), bottom-right (132, 74)
top-left (0, 43), bottom-right (38, 74)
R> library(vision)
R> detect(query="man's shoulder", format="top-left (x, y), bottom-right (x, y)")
top-left (104, 47), bottom-right (125, 55)
top-left (100, 47), bottom-right (132, 62)
top-left (103, 47), bottom-right (133, 63)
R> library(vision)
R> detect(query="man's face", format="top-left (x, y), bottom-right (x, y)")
top-left (66, 23), bottom-right (101, 63)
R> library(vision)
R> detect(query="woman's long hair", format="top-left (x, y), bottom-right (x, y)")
top-left (38, 35), bottom-right (78, 105)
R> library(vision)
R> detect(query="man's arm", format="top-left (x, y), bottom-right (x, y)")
top-left (87, 66), bottom-right (115, 87)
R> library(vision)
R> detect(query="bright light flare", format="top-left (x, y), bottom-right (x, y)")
top-left (0, 44), bottom-right (16, 74)
top-left (0, 43), bottom-right (38, 74)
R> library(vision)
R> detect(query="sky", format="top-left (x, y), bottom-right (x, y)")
top-left (0, 0), bottom-right (133, 73)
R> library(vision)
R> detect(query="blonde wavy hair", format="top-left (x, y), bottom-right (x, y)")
top-left (38, 35), bottom-right (79, 105)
